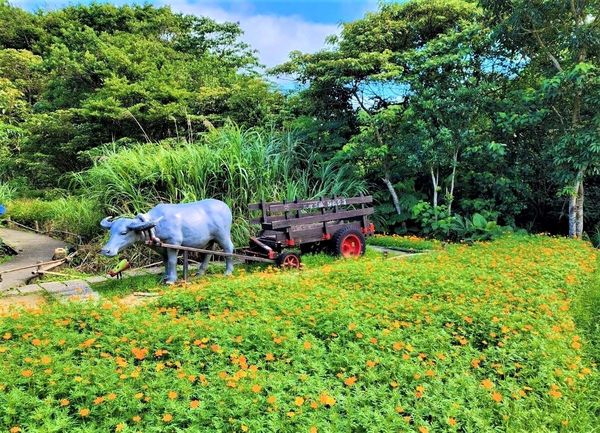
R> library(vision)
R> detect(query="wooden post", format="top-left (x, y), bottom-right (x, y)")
top-left (360, 192), bottom-right (367, 230)
top-left (182, 250), bottom-right (189, 282)
top-left (260, 199), bottom-right (267, 223)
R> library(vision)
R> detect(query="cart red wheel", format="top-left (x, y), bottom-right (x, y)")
top-left (332, 227), bottom-right (366, 258)
top-left (276, 252), bottom-right (302, 269)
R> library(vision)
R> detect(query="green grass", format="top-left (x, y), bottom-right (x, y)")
top-left (367, 234), bottom-right (443, 251)
top-left (93, 274), bottom-right (166, 298)
top-left (0, 235), bottom-right (598, 432)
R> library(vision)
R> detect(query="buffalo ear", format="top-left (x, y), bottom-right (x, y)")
top-left (127, 214), bottom-right (161, 232)
top-left (100, 217), bottom-right (114, 230)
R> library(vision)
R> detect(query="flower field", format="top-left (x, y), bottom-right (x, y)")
top-left (0, 236), bottom-right (598, 432)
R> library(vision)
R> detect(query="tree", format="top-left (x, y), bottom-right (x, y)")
top-left (481, 0), bottom-right (600, 237)
top-left (275, 0), bottom-right (501, 222)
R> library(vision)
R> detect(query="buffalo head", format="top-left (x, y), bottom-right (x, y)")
top-left (100, 214), bottom-right (161, 257)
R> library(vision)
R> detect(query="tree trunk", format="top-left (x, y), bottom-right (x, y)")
top-left (430, 167), bottom-right (439, 209)
top-left (568, 185), bottom-right (577, 238)
top-left (575, 179), bottom-right (584, 237)
top-left (568, 174), bottom-right (584, 238)
top-left (382, 176), bottom-right (402, 216)
top-left (447, 149), bottom-right (458, 215)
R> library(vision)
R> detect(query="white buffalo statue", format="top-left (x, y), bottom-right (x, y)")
top-left (100, 199), bottom-right (234, 283)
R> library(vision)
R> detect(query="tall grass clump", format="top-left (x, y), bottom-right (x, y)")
top-left (5, 197), bottom-right (101, 241)
top-left (0, 182), bottom-right (15, 204)
top-left (74, 124), bottom-right (366, 244)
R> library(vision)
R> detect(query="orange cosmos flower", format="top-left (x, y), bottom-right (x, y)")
top-left (267, 395), bottom-right (277, 405)
top-left (10, 426), bottom-right (21, 433)
top-left (115, 423), bottom-right (125, 432)
top-left (132, 415), bottom-right (141, 422)
top-left (162, 413), bottom-right (173, 422)
top-left (265, 353), bottom-right (275, 361)
top-left (481, 379), bottom-right (494, 389)
top-left (344, 376), bottom-right (357, 386)
top-left (309, 427), bottom-right (318, 433)
top-left (448, 417), bottom-right (457, 427)
top-left (106, 393), bottom-right (117, 401)
top-left (392, 341), bottom-right (404, 351)
top-left (303, 341), bottom-right (312, 350)
top-left (59, 399), bottom-right (70, 407)
top-left (21, 369), bottom-right (33, 378)
top-left (549, 385), bottom-right (562, 399)
top-left (294, 397), bottom-right (305, 406)
top-left (93, 396), bottom-right (104, 405)
top-left (491, 392), bottom-right (503, 403)
top-left (190, 400), bottom-right (201, 409)
top-left (419, 427), bottom-right (429, 433)
top-left (319, 393), bottom-right (336, 407)
top-left (251, 384), bottom-right (262, 393)
top-left (168, 391), bottom-right (178, 400)
top-left (131, 347), bottom-right (148, 360)
top-left (79, 408), bottom-right (90, 417)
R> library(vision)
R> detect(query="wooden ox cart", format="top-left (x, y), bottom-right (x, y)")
top-left (149, 194), bottom-right (375, 279)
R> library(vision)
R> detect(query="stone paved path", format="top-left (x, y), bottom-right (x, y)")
top-left (0, 227), bottom-right (66, 292)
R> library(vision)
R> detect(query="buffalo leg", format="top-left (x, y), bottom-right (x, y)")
top-left (197, 242), bottom-right (214, 276)
top-left (164, 248), bottom-right (178, 284)
top-left (216, 235), bottom-right (235, 275)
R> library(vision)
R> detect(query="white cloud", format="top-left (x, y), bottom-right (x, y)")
top-left (162, 0), bottom-right (340, 68)
top-left (10, 0), bottom-right (347, 68)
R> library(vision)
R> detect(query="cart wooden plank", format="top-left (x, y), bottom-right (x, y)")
top-left (248, 195), bottom-right (372, 212)
top-left (263, 207), bottom-right (374, 230)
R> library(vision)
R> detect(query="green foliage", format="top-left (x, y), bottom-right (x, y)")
top-left (0, 236), bottom-right (597, 431)
top-left (411, 201), bottom-right (456, 239)
top-left (73, 124), bottom-right (365, 245)
top-left (411, 201), bottom-right (511, 241)
top-left (450, 213), bottom-right (510, 242)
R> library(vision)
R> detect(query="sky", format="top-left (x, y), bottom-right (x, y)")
top-left (10, 0), bottom-right (381, 67)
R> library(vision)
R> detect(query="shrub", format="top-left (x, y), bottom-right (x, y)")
top-left (411, 201), bottom-right (511, 242)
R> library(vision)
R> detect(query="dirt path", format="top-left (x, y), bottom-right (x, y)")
top-left (0, 227), bottom-right (66, 292)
